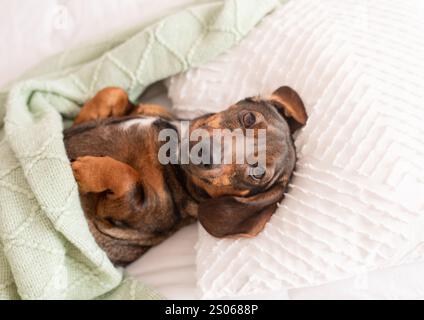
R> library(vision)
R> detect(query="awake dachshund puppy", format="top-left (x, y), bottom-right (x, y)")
top-left (64, 86), bottom-right (307, 266)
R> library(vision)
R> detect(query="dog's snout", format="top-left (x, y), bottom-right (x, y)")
top-left (198, 147), bottom-right (216, 169)
top-left (201, 163), bottom-right (213, 169)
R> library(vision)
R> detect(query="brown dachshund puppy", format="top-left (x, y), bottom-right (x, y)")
top-left (64, 86), bottom-right (307, 266)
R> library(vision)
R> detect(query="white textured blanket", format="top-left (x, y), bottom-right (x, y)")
top-left (168, 0), bottom-right (424, 298)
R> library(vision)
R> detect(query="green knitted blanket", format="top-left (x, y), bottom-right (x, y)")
top-left (0, 0), bottom-right (283, 299)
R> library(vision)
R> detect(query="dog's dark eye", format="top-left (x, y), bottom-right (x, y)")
top-left (249, 166), bottom-right (266, 180)
top-left (242, 112), bottom-right (256, 128)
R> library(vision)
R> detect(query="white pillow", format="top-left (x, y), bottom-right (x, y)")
top-left (167, 0), bottom-right (424, 298)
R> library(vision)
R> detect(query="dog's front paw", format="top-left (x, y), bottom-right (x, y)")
top-left (71, 156), bottom-right (107, 193)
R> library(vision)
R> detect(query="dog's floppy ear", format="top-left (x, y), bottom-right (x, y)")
top-left (269, 86), bottom-right (308, 133)
top-left (197, 184), bottom-right (285, 238)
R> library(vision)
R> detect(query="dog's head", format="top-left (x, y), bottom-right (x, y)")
top-left (183, 86), bottom-right (307, 238)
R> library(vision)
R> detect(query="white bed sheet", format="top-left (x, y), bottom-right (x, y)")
top-left (3, 0), bottom-right (424, 300)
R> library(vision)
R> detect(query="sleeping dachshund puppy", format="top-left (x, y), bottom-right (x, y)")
top-left (64, 86), bottom-right (307, 266)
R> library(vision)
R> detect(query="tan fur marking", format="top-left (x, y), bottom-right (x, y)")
top-left (189, 174), bottom-right (248, 198)
top-left (131, 104), bottom-right (175, 121)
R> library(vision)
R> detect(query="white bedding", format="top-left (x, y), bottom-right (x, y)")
top-left (3, 0), bottom-right (424, 300)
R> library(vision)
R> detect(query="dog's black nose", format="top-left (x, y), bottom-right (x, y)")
top-left (196, 146), bottom-right (216, 169)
